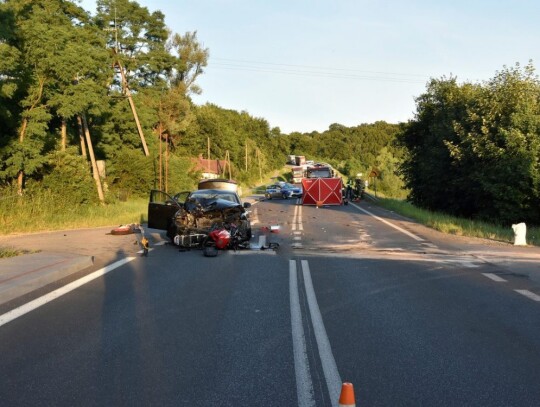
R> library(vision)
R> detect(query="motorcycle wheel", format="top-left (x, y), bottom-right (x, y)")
top-left (203, 245), bottom-right (218, 257)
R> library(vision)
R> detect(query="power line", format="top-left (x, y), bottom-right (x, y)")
top-left (210, 57), bottom-right (429, 83)
top-left (208, 62), bottom-right (426, 84)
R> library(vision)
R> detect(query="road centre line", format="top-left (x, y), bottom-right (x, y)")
top-left (289, 260), bottom-right (316, 407)
top-left (515, 289), bottom-right (540, 302)
top-left (349, 202), bottom-right (424, 241)
top-left (482, 273), bottom-right (507, 282)
top-left (301, 260), bottom-right (342, 406)
top-left (0, 257), bottom-right (136, 328)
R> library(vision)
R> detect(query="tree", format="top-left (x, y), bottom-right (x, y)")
top-left (398, 63), bottom-right (540, 224)
top-left (0, 0), bottom-right (108, 194)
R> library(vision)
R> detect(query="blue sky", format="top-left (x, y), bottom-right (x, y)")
top-left (79, 0), bottom-right (540, 133)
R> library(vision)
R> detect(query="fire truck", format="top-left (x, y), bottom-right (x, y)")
top-left (301, 163), bottom-right (343, 206)
top-left (291, 166), bottom-right (304, 184)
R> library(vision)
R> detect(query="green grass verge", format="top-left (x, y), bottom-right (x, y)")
top-left (374, 196), bottom-right (540, 246)
top-left (0, 247), bottom-right (34, 258)
top-left (0, 198), bottom-right (148, 235)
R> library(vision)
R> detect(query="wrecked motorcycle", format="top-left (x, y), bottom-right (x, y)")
top-left (167, 191), bottom-right (252, 253)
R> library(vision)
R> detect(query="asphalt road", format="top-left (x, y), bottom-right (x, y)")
top-left (1, 197), bottom-right (539, 406)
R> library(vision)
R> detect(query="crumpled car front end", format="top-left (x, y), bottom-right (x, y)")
top-left (167, 196), bottom-right (251, 248)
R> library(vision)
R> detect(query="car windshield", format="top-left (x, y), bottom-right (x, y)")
top-left (189, 190), bottom-right (240, 204)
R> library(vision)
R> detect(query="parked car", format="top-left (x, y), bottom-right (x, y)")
top-left (148, 188), bottom-right (252, 248)
top-left (265, 182), bottom-right (303, 199)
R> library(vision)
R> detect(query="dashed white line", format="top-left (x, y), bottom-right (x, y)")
top-left (482, 273), bottom-right (507, 282)
top-left (515, 289), bottom-right (540, 302)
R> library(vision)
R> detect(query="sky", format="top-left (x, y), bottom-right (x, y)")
top-left (79, 0), bottom-right (540, 133)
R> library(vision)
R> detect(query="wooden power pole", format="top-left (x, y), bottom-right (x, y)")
top-left (80, 113), bottom-right (105, 203)
top-left (116, 58), bottom-right (149, 156)
top-left (105, 9), bottom-right (149, 157)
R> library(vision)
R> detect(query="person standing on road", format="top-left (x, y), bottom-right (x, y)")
top-left (345, 178), bottom-right (353, 200)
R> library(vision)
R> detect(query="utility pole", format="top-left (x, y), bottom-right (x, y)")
top-left (81, 114), bottom-right (105, 203)
top-left (257, 148), bottom-right (262, 183)
top-left (158, 123), bottom-right (162, 190)
top-left (165, 133), bottom-right (170, 193)
top-left (76, 116), bottom-right (87, 158)
top-left (105, 6), bottom-right (149, 157)
top-left (207, 136), bottom-right (211, 174)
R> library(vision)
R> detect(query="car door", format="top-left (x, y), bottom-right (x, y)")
top-left (271, 185), bottom-right (283, 198)
top-left (147, 190), bottom-right (189, 230)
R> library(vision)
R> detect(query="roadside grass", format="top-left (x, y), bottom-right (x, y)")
top-left (0, 247), bottom-right (34, 258)
top-left (0, 196), bottom-right (148, 235)
top-left (373, 196), bottom-right (540, 246)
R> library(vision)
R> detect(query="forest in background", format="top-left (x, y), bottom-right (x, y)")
top-left (0, 0), bottom-right (404, 206)
top-left (1, 0), bottom-right (538, 227)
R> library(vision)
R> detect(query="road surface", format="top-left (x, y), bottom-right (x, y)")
top-left (1, 198), bottom-right (539, 406)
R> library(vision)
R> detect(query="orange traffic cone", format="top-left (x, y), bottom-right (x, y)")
top-left (338, 382), bottom-right (356, 407)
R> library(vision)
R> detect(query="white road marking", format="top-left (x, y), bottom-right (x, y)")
top-left (153, 241), bottom-right (167, 246)
top-left (421, 242), bottom-right (438, 248)
top-left (0, 257), bottom-right (136, 328)
top-left (301, 260), bottom-right (342, 407)
top-left (289, 260), bottom-right (316, 407)
top-left (349, 202), bottom-right (424, 241)
top-left (231, 250), bottom-right (276, 255)
top-left (515, 289), bottom-right (540, 302)
top-left (250, 208), bottom-right (260, 225)
top-left (137, 248), bottom-right (155, 254)
top-left (292, 243), bottom-right (303, 249)
top-left (292, 205), bottom-right (298, 231)
top-left (482, 273), bottom-right (507, 282)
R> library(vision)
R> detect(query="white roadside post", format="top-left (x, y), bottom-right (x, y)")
top-left (512, 222), bottom-right (527, 246)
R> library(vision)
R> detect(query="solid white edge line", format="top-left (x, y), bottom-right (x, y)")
top-left (515, 289), bottom-right (540, 302)
top-left (301, 260), bottom-right (342, 407)
top-left (349, 202), bottom-right (424, 241)
top-left (290, 260), bottom-right (316, 407)
top-left (482, 273), bottom-right (507, 282)
top-left (0, 257), bottom-right (136, 328)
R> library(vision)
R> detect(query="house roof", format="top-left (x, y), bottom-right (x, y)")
top-left (191, 154), bottom-right (225, 175)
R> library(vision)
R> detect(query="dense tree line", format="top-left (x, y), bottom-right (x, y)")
top-left (0, 0), bottom-right (407, 206)
top-left (398, 63), bottom-right (540, 225)
top-left (0, 0), bottom-right (284, 204)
